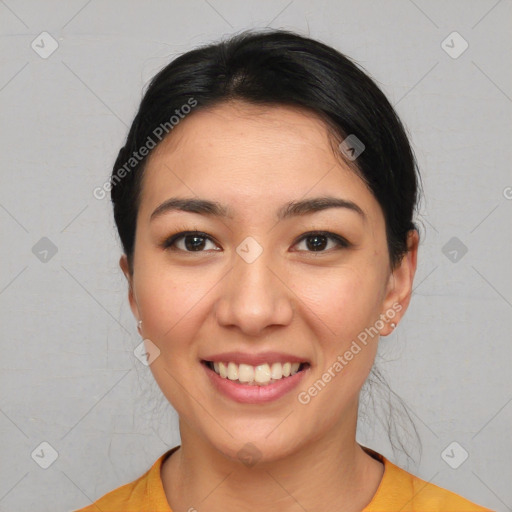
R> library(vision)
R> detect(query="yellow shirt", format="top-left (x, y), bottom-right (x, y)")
top-left (73, 446), bottom-right (493, 512)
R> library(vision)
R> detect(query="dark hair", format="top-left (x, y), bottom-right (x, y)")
top-left (111, 28), bottom-right (421, 275)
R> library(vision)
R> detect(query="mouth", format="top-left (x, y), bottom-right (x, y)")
top-left (201, 360), bottom-right (311, 387)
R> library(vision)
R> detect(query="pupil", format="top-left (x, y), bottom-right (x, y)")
top-left (185, 235), bottom-right (206, 251)
top-left (307, 235), bottom-right (327, 251)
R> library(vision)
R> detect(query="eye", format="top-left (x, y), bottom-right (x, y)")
top-left (161, 230), bottom-right (351, 254)
top-left (293, 231), bottom-right (350, 252)
top-left (162, 231), bottom-right (220, 252)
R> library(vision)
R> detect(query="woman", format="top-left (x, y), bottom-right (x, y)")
top-left (75, 29), bottom-right (493, 512)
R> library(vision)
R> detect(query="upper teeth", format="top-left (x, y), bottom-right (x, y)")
top-left (212, 361), bottom-right (301, 385)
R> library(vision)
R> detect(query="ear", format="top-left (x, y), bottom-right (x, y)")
top-left (380, 229), bottom-right (419, 336)
top-left (119, 254), bottom-right (140, 321)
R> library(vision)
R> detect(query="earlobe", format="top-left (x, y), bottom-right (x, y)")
top-left (380, 229), bottom-right (419, 336)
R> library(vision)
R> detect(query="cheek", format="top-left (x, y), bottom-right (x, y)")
top-left (296, 263), bottom-right (384, 339)
top-left (133, 263), bottom-right (214, 349)
top-left (295, 271), bottom-right (382, 413)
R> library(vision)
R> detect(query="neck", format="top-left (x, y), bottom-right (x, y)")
top-left (162, 410), bottom-right (384, 512)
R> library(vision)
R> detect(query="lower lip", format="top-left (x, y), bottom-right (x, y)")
top-left (203, 362), bottom-right (309, 404)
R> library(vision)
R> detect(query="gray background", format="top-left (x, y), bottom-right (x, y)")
top-left (1, 1), bottom-right (511, 511)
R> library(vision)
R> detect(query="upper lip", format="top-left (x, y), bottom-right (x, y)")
top-left (202, 351), bottom-right (309, 366)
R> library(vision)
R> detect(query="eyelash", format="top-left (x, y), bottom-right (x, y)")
top-left (161, 227), bottom-right (351, 254)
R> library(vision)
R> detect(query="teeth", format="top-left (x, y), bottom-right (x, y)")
top-left (254, 364), bottom-right (271, 383)
top-left (270, 362), bottom-right (282, 379)
top-left (209, 360), bottom-right (304, 386)
top-left (218, 362), bottom-right (228, 378)
top-left (227, 362), bottom-right (239, 381)
top-left (238, 363), bottom-right (254, 383)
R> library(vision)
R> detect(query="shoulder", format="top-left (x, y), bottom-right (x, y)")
top-left (363, 450), bottom-right (494, 512)
top-left (72, 476), bottom-right (146, 512)
top-left (71, 448), bottom-right (177, 512)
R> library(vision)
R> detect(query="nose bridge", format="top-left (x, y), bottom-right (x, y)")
top-left (215, 237), bottom-right (293, 334)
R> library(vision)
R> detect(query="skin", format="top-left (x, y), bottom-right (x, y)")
top-left (120, 100), bottom-right (419, 512)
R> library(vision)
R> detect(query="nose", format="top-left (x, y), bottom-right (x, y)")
top-left (214, 246), bottom-right (294, 337)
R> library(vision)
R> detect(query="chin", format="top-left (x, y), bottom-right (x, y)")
top-left (201, 424), bottom-right (307, 467)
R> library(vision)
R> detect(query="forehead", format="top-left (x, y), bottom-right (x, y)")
top-left (139, 101), bottom-right (382, 224)
top-left (147, 100), bottom-right (339, 170)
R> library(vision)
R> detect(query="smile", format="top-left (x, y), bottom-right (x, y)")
top-left (204, 360), bottom-right (309, 386)
top-left (202, 358), bottom-right (311, 404)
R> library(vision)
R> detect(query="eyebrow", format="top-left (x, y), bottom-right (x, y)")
top-left (150, 196), bottom-right (366, 223)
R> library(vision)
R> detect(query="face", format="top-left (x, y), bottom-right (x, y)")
top-left (120, 100), bottom-right (417, 464)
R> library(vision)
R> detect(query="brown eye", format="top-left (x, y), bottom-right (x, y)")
top-left (163, 231), bottom-right (220, 252)
top-left (293, 231), bottom-right (350, 252)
